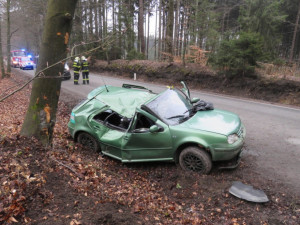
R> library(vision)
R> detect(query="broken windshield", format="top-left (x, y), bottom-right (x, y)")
top-left (145, 89), bottom-right (193, 126)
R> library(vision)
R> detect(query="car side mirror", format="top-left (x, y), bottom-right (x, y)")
top-left (149, 125), bottom-right (160, 133)
top-left (191, 97), bottom-right (200, 104)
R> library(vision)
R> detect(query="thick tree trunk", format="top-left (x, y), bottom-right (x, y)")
top-left (21, 0), bottom-right (78, 146)
top-left (6, 0), bottom-right (11, 75)
top-left (289, 0), bottom-right (300, 64)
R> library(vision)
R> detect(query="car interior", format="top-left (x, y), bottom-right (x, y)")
top-left (93, 110), bottom-right (130, 131)
top-left (134, 114), bottom-right (155, 131)
top-left (93, 110), bottom-right (156, 133)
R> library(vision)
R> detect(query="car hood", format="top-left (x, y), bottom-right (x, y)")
top-left (180, 109), bottom-right (241, 136)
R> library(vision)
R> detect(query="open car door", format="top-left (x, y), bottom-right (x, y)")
top-left (180, 81), bottom-right (191, 100)
top-left (88, 107), bottom-right (109, 140)
top-left (88, 109), bottom-right (129, 160)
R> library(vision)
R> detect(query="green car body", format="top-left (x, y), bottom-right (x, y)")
top-left (68, 83), bottom-right (246, 173)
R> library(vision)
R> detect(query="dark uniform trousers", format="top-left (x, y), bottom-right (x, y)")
top-left (73, 61), bottom-right (81, 85)
top-left (81, 61), bottom-right (89, 84)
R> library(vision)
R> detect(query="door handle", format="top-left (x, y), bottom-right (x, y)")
top-left (94, 125), bottom-right (101, 130)
top-left (123, 136), bottom-right (129, 140)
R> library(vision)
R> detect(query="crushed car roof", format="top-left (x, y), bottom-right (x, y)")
top-left (95, 86), bottom-right (156, 118)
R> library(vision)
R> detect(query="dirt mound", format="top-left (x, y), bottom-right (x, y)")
top-left (91, 60), bottom-right (300, 106)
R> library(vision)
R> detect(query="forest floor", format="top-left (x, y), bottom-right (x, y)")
top-left (0, 66), bottom-right (300, 225)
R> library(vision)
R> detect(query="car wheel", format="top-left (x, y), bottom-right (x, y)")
top-left (179, 146), bottom-right (212, 174)
top-left (77, 132), bottom-right (100, 152)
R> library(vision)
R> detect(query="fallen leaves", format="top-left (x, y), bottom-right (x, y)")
top-left (1, 74), bottom-right (299, 225)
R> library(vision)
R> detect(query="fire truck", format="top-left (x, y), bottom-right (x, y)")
top-left (11, 50), bottom-right (27, 68)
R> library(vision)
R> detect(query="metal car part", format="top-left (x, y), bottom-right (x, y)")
top-left (229, 181), bottom-right (269, 203)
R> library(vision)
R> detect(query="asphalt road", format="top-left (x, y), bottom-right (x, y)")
top-left (21, 68), bottom-right (300, 194)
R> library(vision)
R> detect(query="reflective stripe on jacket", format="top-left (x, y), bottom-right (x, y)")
top-left (81, 61), bottom-right (89, 73)
top-left (73, 61), bottom-right (81, 73)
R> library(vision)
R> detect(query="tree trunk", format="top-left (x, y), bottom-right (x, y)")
top-left (6, 0), bottom-right (11, 75)
top-left (154, 3), bottom-right (158, 60)
top-left (21, 0), bottom-right (78, 146)
top-left (173, 0), bottom-right (179, 56)
top-left (166, 0), bottom-right (174, 62)
top-left (162, 4), bottom-right (166, 53)
top-left (123, 0), bottom-right (134, 52)
top-left (89, 0), bottom-right (93, 37)
top-left (99, 0), bottom-right (103, 39)
top-left (182, 6), bottom-right (189, 66)
top-left (0, 16), bottom-right (5, 78)
top-left (94, 0), bottom-right (99, 37)
top-left (83, 1), bottom-right (88, 41)
top-left (104, 2), bottom-right (108, 37)
top-left (289, 0), bottom-right (300, 64)
top-left (179, 5), bottom-right (184, 56)
top-left (158, 0), bottom-right (162, 60)
top-left (138, 0), bottom-right (145, 54)
top-left (118, 0), bottom-right (122, 57)
top-left (112, 0), bottom-right (115, 33)
top-left (146, 4), bottom-right (150, 59)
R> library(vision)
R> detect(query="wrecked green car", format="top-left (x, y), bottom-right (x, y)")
top-left (68, 82), bottom-right (245, 174)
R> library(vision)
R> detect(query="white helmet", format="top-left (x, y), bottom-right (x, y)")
top-left (81, 56), bottom-right (86, 61)
top-left (74, 57), bottom-right (80, 62)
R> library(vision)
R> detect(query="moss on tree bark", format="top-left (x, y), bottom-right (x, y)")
top-left (21, 0), bottom-right (78, 146)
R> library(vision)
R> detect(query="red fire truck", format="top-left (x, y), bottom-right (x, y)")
top-left (11, 50), bottom-right (27, 68)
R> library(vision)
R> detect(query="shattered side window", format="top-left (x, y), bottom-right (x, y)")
top-left (146, 89), bottom-right (193, 125)
top-left (93, 110), bottom-right (113, 123)
top-left (93, 110), bottom-right (131, 131)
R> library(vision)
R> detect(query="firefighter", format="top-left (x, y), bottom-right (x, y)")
top-left (73, 57), bottom-right (81, 85)
top-left (81, 56), bottom-right (89, 84)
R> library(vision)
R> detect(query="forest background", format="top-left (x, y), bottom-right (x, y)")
top-left (0, 0), bottom-right (300, 77)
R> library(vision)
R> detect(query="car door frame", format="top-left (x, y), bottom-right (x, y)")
top-left (121, 108), bottom-right (173, 162)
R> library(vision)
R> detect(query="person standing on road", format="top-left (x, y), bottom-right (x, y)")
top-left (73, 57), bottom-right (81, 85)
top-left (81, 56), bottom-right (89, 84)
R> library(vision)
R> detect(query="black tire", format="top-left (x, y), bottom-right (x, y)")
top-left (77, 132), bottom-right (100, 152)
top-left (179, 146), bottom-right (212, 174)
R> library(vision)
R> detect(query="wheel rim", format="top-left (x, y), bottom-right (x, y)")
top-left (80, 134), bottom-right (95, 150)
top-left (182, 153), bottom-right (205, 172)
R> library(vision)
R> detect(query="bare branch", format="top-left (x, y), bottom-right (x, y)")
top-left (0, 30), bottom-right (126, 103)
top-left (10, 28), bottom-right (19, 38)
top-left (50, 157), bottom-right (84, 180)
